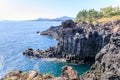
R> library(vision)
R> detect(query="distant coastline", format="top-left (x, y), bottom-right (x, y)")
top-left (32, 16), bottom-right (75, 21)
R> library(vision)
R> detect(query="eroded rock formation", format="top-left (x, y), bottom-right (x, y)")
top-left (24, 20), bottom-right (120, 64)
top-left (80, 32), bottom-right (120, 80)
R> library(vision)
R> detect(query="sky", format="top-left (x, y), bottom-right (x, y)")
top-left (0, 0), bottom-right (120, 20)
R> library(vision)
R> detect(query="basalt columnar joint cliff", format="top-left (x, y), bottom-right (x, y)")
top-left (80, 31), bottom-right (120, 80)
top-left (2, 31), bottom-right (120, 80)
top-left (23, 19), bottom-right (120, 64)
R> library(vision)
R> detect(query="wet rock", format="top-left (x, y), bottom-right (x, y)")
top-left (23, 47), bottom-right (58, 58)
top-left (36, 31), bottom-right (40, 34)
top-left (23, 48), bottom-right (34, 57)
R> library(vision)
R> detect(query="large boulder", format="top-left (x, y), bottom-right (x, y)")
top-left (61, 66), bottom-right (79, 80)
top-left (5, 70), bottom-right (22, 78)
top-left (62, 19), bottom-right (75, 28)
top-left (28, 70), bottom-right (38, 79)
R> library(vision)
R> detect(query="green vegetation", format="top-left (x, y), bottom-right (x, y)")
top-left (76, 6), bottom-right (120, 23)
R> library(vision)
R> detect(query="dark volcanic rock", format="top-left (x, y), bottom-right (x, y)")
top-left (80, 32), bottom-right (120, 80)
top-left (23, 47), bottom-right (58, 58)
top-left (40, 26), bottom-right (61, 39)
top-left (62, 19), bottom-right (75, 28)
top-left (24, 19), bottom-right (120, 65)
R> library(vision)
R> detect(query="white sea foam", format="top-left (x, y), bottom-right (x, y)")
top-left (33, 61), bottom-right (40, 71)
top-left (41, 58), bottom-right (66, 62)
top-left (0, 55), bottom-right (4, 78)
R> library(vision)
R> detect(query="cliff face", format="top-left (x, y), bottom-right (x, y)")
top-left (39, 20), bottom-right (119, 64)
top-left (2, 33), bottom-right (120, 80)
top-left (40, 20), bottom-right (120, 80)
top-left (80, 32), bottom-right (120, 80)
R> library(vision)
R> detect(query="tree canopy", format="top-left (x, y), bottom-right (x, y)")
top-left (76, 6), bottom-right (120, 22)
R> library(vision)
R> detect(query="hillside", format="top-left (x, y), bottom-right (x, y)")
top-left (34, 16), bottom-right (75, 21)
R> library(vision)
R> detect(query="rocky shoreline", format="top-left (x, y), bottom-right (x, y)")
top-left (23, 20), bottom-right (119, 64)
top-left (1, 20), bottom-right (120, 80)
top-left (1, 66), bottom-right (79, 80)
top-left (23, 19), bottom-right (120, 80)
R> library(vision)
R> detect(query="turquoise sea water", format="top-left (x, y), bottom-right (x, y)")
top-left (0, 21), bottom-right (90, 78)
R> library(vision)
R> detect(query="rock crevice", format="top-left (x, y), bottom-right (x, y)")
top-left (80, 32), bottom-right (120, 80)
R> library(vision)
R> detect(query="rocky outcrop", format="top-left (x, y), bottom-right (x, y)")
top-left (1, 70), bottom-right (54, 80)
top-left (80, 32), bottom-right (120, 80)
top-left (40, 26), bottom-right (61, 40)
top-left (1, 66), bottom-right (79, 80)
top-left (62, 19), bottom-right (75, 28)
top-left (24, 20), bottom-right (120, 64)
top-left (23, 47), bottom-right (61, 58)
top-left (60, 66), bottom-right (79, 80)
top-left (40, 20), bottom-right (75, 39)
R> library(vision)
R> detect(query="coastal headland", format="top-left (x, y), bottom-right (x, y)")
top-left (2, 6), bottom-right (120, 80)
top-left (21, 19), bottom-right (120, 80)
top-left (1, 19), bottom-right (120, 80)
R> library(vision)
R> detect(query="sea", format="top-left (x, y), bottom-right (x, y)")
top-left (0, 21), bottom-right (90, 78)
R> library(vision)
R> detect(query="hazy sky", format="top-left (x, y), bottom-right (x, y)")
top-left (0, 0), bottom-right (120, 20)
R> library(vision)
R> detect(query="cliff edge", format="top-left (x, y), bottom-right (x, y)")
top-left (80, 31), bottom-right (120, 80)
